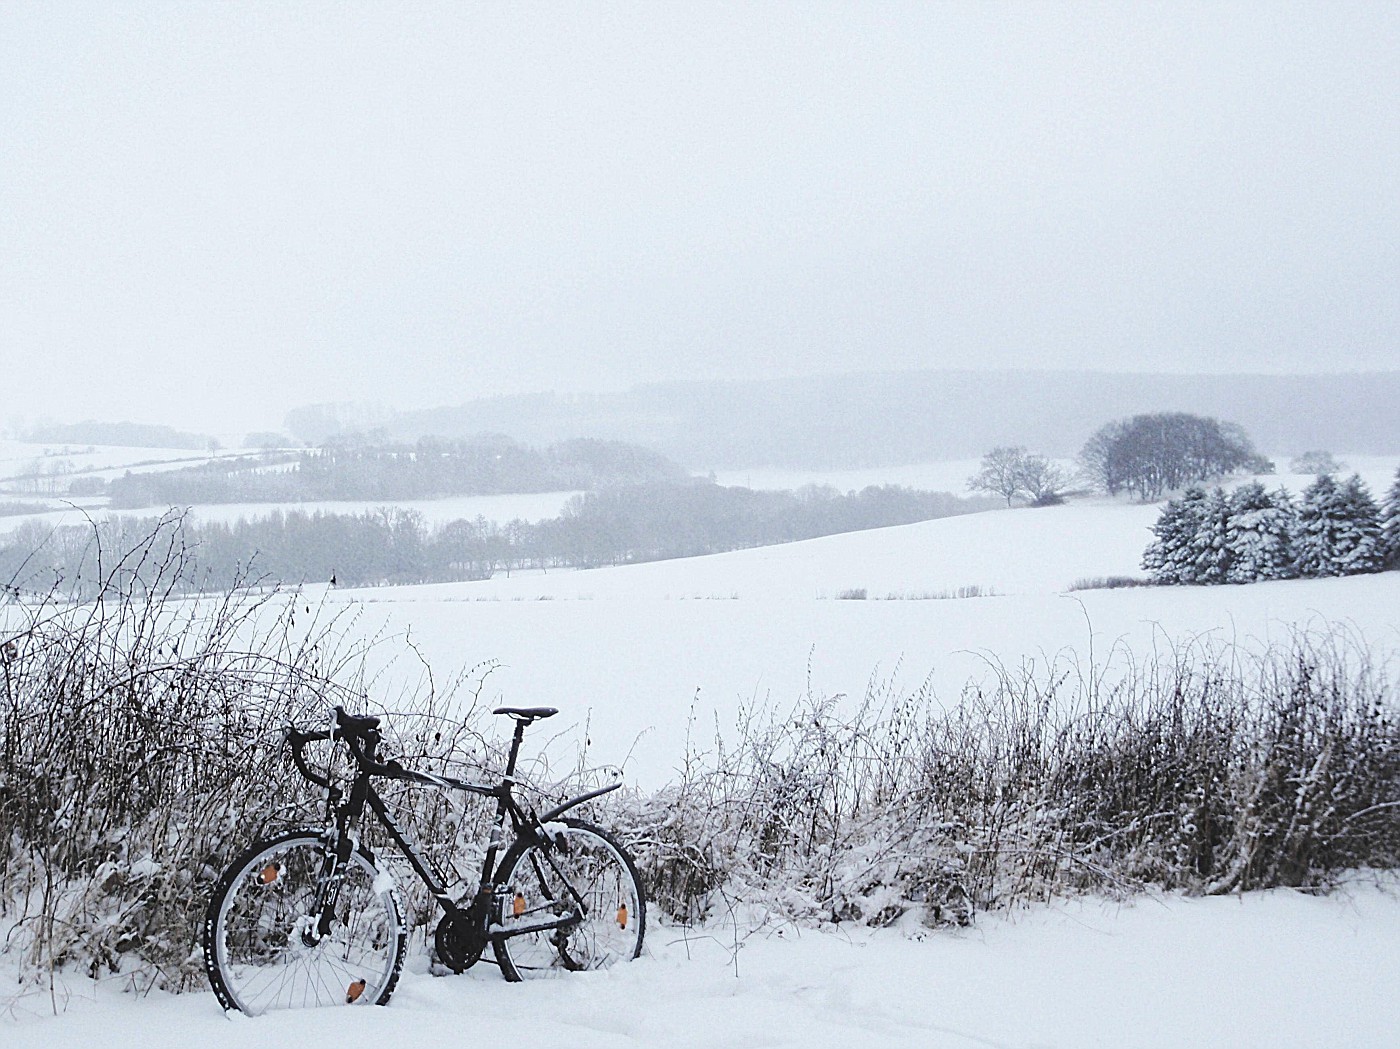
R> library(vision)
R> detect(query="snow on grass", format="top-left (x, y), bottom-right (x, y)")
top-left (0, 440), bottom-right (245, 483)
top-left (328, 571), bottom-right (1400, 789)
top-left (0, 491), bottom-right (582, 533)
top-left (2, 453), bottom-right (1400, 1036)
top-left (321, 493), bottom-right (1400, 787)
top-left (174, 491), bottom-right (583, 527)
top-left (376, 501), bottom-right (1159, 602)
top-left (3, 458), bottom-right (1399, 1039)
top-left (5, 881), bottom-right (1396, 1047)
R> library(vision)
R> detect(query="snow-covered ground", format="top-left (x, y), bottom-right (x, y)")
top-left (6, 880), bottom-right (1397, 1048)
top-left (168, 492), bottom-right (583, 527)
top-left (3, 454), bottom-right (1399, 1041)
top-left (0, 440), bottom-right (245, 485)
top-left (0, 439), bottom-right (581, 529)
top-left (0, 491), bottom-right (583, 533)
top-left (326, 483), bottom-right (1400, 787)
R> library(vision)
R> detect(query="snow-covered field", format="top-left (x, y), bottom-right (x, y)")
top-left (0, 440), bottom-right (244, 484)
top-left (328, 479), bottom-right (1400, 787)
top-left (4, 454), bottom-right (1399, 1043)
top-left (0, 491), bottom-right (583, 533)
top-left (0, 439), bottom-right (583, 530)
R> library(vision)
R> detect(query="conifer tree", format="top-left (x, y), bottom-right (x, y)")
top-left (1295, 473), bottom-right (1381, 577)
top-left (1189, 487), bottom-right (1234, 584)
top-left (1143, 487), bottom-right (1207, 584)
top-left (1226, 482), bottom-right (1295, 583)
top-left (1380, 466), bottom-right (1400, 570)
top-left (1334, 474), bottom-right (1383, 574)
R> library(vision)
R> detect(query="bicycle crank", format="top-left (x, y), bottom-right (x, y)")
top-left (433, 910), bottom-right (486, 973)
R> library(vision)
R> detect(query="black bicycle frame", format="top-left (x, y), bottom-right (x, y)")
top-left (289, 716), bottom-right (620, 942)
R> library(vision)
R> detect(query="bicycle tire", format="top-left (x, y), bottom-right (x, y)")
top-left (202, 829), bottom-right (406, 1014)
top-left (492, 818), bottom-right (645, 981)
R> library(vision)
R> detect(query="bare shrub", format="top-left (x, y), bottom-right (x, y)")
top-left (1066, 576), bottom-right (1153, 591)
top-left (3, 520), bottom-right (1396, 1003)
top-left (0, 517), bottom-right (518, 997)
top-left (615, 630), bottom-right (1398, 929)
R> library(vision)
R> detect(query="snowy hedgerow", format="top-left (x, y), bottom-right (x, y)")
top-left (1226, 482), bottom-right (1296, 583)
top-left (1142, 487), bottom-right (1207, 583)
top-left (1294, 473), bottom-right (1382, 577)
top-left (1381, 466), bottom-right (1400, 570)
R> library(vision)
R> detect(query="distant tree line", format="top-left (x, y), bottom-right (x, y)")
top-left (281, 372), bottom-right (1400, 469)
top-left (1081, 412), bottom-right (1271, 501)
top-left (1142, 468), bottom-right (1400, 585)
top-left (103, 436), bottom-right (689, 508)
top-left (21, 420), bottom-right (214, 450)
top-left (2, 482), bottom-right (995, 593)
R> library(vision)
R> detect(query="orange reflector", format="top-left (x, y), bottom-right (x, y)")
top-left (617, 903), bottom-right (628, 929)
top-left (513, 892), bottom-right (526, 917)
top-left (259, 864), bottom-right (279, 884)
top-left (346, 979), bottom-right (366, 1004)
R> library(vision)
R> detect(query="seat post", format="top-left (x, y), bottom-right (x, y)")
top-left (504, 718), bottom-right (527, 779)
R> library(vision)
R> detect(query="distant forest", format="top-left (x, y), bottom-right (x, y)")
top-left (22, 420), bottom-right (214, 450)
top-left (285, 370), bottom-right (1400, 469)
top-left (2, 483), bottom-right (994, 593)
top-left (104, 436), bottom-right (688, 508)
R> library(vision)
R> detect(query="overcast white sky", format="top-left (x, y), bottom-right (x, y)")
top-left (3, 2), bottom-right (1398, 434)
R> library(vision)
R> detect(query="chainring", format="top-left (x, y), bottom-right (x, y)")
top-left (433, 910), bottom-right (486, 973)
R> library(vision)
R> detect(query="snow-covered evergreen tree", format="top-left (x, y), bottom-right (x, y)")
top-left (1189, 487), bottom-right (1234, 584)
top-left (1226, 482), bottom-right (1295, 583)
top-left (1380, 466), bottom-right (1400, 570)
top-left (1295, 473), bottom-right (1381, 577)
top-left (1335, 474), bottom-right (1383, 574)
top-left (1142, 487), bottom-right (1207, 583)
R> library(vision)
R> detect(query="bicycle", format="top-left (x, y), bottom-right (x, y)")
top-left (201, 705), bottom-right (645, 1015)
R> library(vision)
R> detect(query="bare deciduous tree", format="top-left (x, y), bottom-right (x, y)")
top-left (968, 446), bottom-right (1029, 506)
top-left (1080, 412), bottom-right (1268, 502)
top-left (969, 447), bottom-right (1070, 507)
top-left (1016, 453), bottom-right (1070, 506)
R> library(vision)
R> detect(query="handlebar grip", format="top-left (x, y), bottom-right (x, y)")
top-left (344, 729), bottom-right (397, 777)
top-left (288, 727), bottom-right (334, 788)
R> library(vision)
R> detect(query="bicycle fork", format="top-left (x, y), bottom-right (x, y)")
top-left (304, 776), bottom-right (364, 945)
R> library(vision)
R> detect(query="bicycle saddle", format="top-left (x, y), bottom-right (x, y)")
top-left (492, 706), bottom-right (558, 721)
top-left (335, 707), bottom-right (382, 734)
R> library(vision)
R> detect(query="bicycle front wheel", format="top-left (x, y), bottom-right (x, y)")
top-left (202, 830), bottom-right (406, 1014)
top-left (493, 818), bottom-right (645, 980)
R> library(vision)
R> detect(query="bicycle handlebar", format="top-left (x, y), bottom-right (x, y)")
top-left (287, 718), bottom-right (408, 786)
top-left (287, 727), bottom-right (333, 787)
top-left (287, 707), bottom-right (615, 808)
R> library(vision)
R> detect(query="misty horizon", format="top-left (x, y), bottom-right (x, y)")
top-left (5, 4), bottom-right (1398, 435)
top-left (8, 362), bottom-right (1400, 441)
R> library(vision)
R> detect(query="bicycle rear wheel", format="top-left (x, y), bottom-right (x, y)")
top-left (492, 818), bottom-right (645, 980)
top-left (202, 830), bottom-right (405, 1014)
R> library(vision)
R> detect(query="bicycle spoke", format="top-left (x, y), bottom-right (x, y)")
top-left (205, 834), bottom-right (404, 1014)
top-left (494, 821), bottom-right (644, 979)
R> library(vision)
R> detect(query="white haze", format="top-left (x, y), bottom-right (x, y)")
top-left (3, 2), bottom-right (1398, 434)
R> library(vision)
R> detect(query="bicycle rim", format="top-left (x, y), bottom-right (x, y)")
top-left (205, 833), bottom-right (405, 1014)
top-left (493, 821), bottom-right (645, 980)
